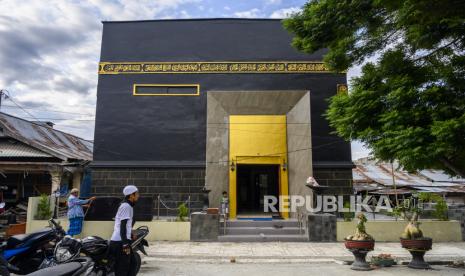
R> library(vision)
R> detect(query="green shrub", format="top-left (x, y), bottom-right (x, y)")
top-left (342, 201), bottom-right (355, 221)
top-left (418, 192), bottom-right (448, 221)
top-left (35, 194), bottom-right (52, 220)
top-left (177, 203), bottom-right (189, 221)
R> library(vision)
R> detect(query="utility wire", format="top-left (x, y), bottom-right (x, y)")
top-left (20, 117), bottom-right (95, 121)
top-left (94, 139), bottom-right (345, 166)
top-left (1, 104), bottom-right (94, 116)
top-left (2, 90), bottom-right (40, 121)
top-left (16, 116), bottom-right (313, 124)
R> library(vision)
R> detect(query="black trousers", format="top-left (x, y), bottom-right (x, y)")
top-left (109, 241), bottom-right (137, 276)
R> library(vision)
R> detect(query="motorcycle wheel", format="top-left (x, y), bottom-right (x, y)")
top-left (0, 266), bottom-right (9, 276)
top-left (0, 257), bottom-right (9, 276)
top-left (134, 252), bottom-right (141, 274)
top-left (0, 264), bottom-right (10, 276)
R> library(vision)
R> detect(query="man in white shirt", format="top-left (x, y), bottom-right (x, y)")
top-left (109, 185), bottom-right (139, 276)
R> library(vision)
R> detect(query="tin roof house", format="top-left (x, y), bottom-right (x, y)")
top-left (0, 112), bottom-right (93, 204)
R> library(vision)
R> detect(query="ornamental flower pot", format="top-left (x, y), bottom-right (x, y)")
top-left (344, 214), bottom-right (375, 271)
top-left (371, 254), bottom-right (396, 267)
top-left (344, 240), bottom-right (375, 251)
top-left (344, 239), bottom-right (375, 271)
top-left (400, 237), bottom-right (433, 269)
top-left (392, 194), bottom-right (438, 269)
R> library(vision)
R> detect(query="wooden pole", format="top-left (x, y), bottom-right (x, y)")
top-left (391, 162), bottom-right (399, 206)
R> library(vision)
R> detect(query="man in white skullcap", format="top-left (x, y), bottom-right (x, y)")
top-left (109, 185), bottom-right (139, 276)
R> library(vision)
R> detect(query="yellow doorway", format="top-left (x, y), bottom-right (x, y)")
top-left (229, 115), bottom-right (289, 219)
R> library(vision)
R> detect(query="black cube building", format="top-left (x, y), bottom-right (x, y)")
top-left (92, 19), bottom-right (353, 219)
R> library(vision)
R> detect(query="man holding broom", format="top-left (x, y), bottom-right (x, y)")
top-left (67, 188), bottom-right (96, 237)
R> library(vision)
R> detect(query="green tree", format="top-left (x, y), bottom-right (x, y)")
top-left (284, 1), bottom-right (465, 177)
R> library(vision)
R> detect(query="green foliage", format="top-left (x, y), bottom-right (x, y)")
top-left (284, 0), bottom-right (465, 177)
top-left (342, 201), bottom-right (354, 221)
top-left (391, 197), bottom-right (422, 221)
top-left (390, 193), bottom-right (448, 239)
top-left (177, 203), bottom-right (189, 222)
top-left (356, 212), bottom-right (367, 233)
top-left (346, 213), bottom-right (373, 241)
top-left (418, 192), bottom-right (448, 221)
top-left (36, 194), bottom-right (52, 220)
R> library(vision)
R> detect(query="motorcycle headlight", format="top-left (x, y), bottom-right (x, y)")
top-left (55, 247), bottom-right (74, 263)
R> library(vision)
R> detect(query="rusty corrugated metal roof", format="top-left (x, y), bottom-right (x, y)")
top-left (0, 139), bottom-right (52, 158)
top-left (0, 112), bottom-right (92, 161)
top-left (418, 169), bottom-right (465, 184)
top-left (353, 158), bottom-right (465, 194)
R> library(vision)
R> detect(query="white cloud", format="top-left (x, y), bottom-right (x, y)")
top-left (351, 141), bottom-right (370, 160)
top-left (269, 7), bottom-right (300, 18)
top-left (0, 0), bottom-right (199, 140)
top-left (234, 8), bottom-right (262, 18)
top-left (265, 0), bottom-right (282, 5)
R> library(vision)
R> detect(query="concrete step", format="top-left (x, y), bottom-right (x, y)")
top-left (218, 234), bottom-right (308, 242)
top-left (220, 226), bottom-right (302, 235)
top-left (225, 220), bottom-right (300, 228)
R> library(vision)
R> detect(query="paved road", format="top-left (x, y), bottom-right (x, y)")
top-left (139, 261), bottom-right (465, 276)
top-left (139, 242), bottom-right (465, 275)
top-left (147, 241), bottom-right (465, 262)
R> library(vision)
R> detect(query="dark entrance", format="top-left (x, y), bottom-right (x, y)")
top-left (236, 164), bottom-right (280, 214)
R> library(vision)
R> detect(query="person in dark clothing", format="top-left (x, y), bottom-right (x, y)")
top-left (109, 185), bottom-right (139, 276)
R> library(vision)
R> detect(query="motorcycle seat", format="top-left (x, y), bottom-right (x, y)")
top-left (27, 261), bottom-right (83, 276)
top-left (7, 228), bottom-right (52, 248)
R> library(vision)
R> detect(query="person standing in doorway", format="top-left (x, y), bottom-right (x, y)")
top-left (67, 188), bottom-right (96, 237)
top-left (109, 185), bottom-right (139, 276)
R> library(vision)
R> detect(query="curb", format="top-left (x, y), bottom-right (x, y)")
top-left (143, 255), bottom-right (462, 265)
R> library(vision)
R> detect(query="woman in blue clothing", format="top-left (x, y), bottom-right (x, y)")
top-left (67, 188), bottom-right (96, 236)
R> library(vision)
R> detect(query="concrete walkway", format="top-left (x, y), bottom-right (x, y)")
top-left (139, 262), bottom-right (465, 276)
top-left (145, 241), bottom-right (465, 264)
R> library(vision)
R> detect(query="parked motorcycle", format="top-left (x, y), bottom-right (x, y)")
top-left (1, 218), bottom-right (66, 274)
top-left (0, 254), bottom-right (10, 276)
top-left (41, 226), bottom-right (149, 275)
top-left (0, 255), bottom-right (95, 276)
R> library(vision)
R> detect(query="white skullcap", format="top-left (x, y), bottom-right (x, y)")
top-left (70, 188), bottom-right (79, 194)
top-left (123, 185), bottom-right (138, 196)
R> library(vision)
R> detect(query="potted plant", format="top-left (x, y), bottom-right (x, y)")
top-left (344, 213), bottom-right (375, 271)
top-left (392, 193), bottom-right (433, 269)
top-left (371, 253), bottom-right (396, 267)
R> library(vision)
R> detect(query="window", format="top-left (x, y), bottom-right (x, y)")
top-left (133, 84), bottom-right (200, 96)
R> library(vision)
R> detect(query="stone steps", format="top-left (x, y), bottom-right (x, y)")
top-left (218, 234), bottom-right (308, 242)
top-left (221, 226), bottom-right (302, 235)
top-left (224, 219), bottom-right (300, 228)
top-left (219, 219), bottom-right (307, 242)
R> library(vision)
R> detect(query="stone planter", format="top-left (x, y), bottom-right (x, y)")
top-left (344, 240), bottom-right (375, 271)
top-left (400, 237), bottom-right (433, 269)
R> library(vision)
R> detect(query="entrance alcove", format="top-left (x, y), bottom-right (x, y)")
top-left (205, 90), bottom-right (313, 219)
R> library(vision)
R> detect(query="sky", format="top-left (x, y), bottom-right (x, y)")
top-left (0, 0), bottom-right (369, 160)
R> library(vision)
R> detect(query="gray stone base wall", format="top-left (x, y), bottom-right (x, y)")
top-left (313, 168), bottom-right (353, 195)
top-left (91, 168), bottom-right (205, 216)
top-left (308, 213), bottom-right (336, 241)
top-left (190, 212), bottom-right (219, 241)
top-left (448, 205), bottom-right (465, 241)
